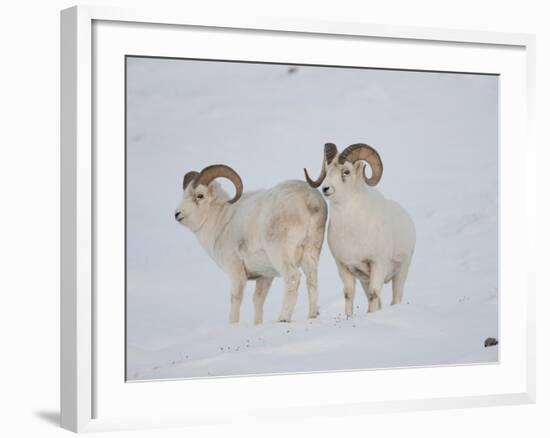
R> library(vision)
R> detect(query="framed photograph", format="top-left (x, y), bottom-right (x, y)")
top-left (61, 5), bottom-right (536, 433)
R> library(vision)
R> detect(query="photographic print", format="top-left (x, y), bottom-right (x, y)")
top-left (125, 56), bottom-right (498, 381)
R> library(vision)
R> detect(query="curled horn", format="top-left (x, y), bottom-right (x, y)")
top-left (304, 143), bottom-right (338, 188)
top-left (193, 164), bottom-right (243, 204)
top-left (183, 171), bottom-right (199, 190)
top-left (338, 143), bottom-right (383, 186)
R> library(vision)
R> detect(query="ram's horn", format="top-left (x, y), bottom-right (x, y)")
top-left (338, 143), bottom-right (383, 186)
top-left (304, 142), bottom-right (338, 188)
top-left (193, 164), bottom-right (243, 204)
top-left (183, 171), bottom-right (199, 190)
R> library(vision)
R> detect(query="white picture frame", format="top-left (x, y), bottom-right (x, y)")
top-left (60, 4), bottom-right (536, 433)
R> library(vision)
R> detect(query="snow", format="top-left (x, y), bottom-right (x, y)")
top-left (125, 57), bottom-right (498, 381)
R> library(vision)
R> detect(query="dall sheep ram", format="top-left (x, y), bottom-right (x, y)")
top-left (175, 164), bottom-right (327, 324)
top-left (304, 143), bottom-right (416, 316)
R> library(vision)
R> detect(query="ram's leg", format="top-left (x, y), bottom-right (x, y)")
top-left (336, 261), bottom-right (356, 317)
top-left (301, 251), bottom-right (320, 319)
top-left (358, 278), bottom-right (370, 309)
top-left (301, 203), bottom-right (326, 319)
top-left (229, 272), bottom-right (247, 324)
top-left (391, 262), bottom-right (409, 306)
top-left (253, 277), bottom-right (273, 325)
top-left (278, 264), bottom-right (301, 323)
top-left (365, 264), bottom-right (385, 313)
top-left (264, 224), bottom-right (304, 323)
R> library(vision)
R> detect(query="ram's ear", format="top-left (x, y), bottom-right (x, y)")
top-left (207, 180), bottom-right (223, 197)
top-left (354, 161), bottom-right (375, 182)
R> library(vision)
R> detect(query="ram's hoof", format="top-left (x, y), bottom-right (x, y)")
top-left (278, 318), bottom-right (290, 323)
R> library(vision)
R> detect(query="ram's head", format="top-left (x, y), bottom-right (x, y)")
top-left (175, 164), bottom-right (243, 231)
top-left (304, 143), bottom-right (383, 197)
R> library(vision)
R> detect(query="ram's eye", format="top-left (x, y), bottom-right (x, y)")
top-left (343, 169), bottom-right (351, 176)
top-left (197, 194), bottom-right (204, 200)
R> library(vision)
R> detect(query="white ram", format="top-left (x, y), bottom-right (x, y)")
top-left (304, 143), bottom-right (416, 316)
top-left (175, 164), bottom-right (327, 324)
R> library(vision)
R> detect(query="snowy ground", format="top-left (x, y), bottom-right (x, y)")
top-left (125, 57), bottom-right (498, 381)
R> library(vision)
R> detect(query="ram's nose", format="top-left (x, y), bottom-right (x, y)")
top-left (322, 186), bottom-right (330, 194)
top-left (175, 210), bottom-right (182, 221)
